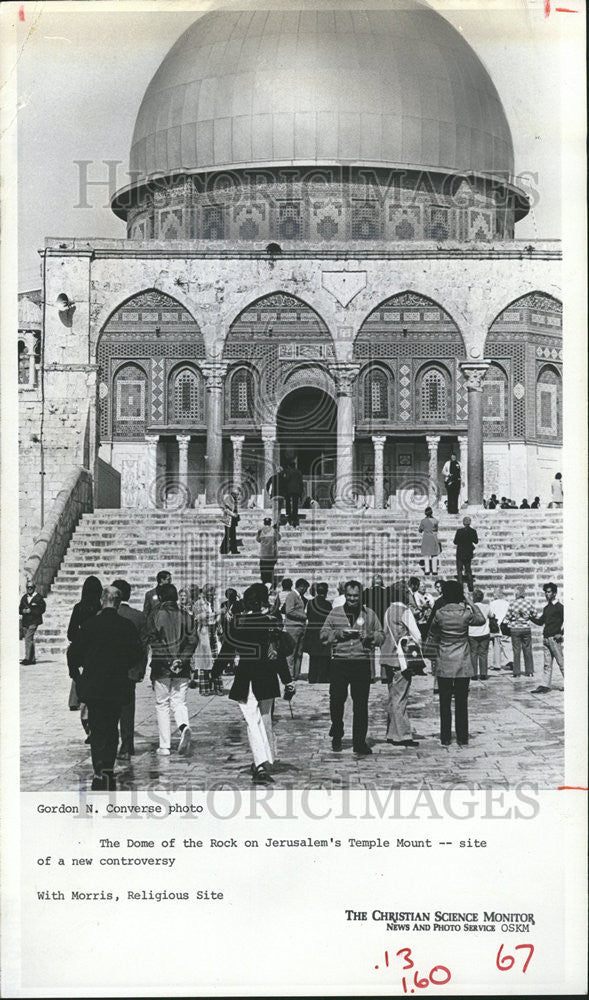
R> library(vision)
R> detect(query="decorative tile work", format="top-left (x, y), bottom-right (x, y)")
top-left (399, 364), bottom-right (411, 422)
top-left (151, 358), bottom-right (164, 423)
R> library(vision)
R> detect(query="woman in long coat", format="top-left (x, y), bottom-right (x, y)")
top-left (418, 506), bottom-right (440, 576)
top-left (427, 580), bottom-right (485, 746)
top-left (67, 575), bottom-right (103, 738)
top-left (305, 583), bottom-right (332, 683)
top-left (217, 584), bottom-right (294, 783)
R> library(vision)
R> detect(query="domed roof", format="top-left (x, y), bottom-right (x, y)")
top-left (128, 3), bottom-right (514, 184)
top-left (18, 297), bottom-right (42, 330)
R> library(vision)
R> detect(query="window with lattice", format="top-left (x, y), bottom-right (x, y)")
top-left (536, 367), bottom-right (561, 438)
top-left (364, 369), bottom-right (389, 419)
top-left (483, 364), bottom-right (508, 438)
top-left (169, 368), bottom-right (199, 423)
top-left (420, 369), bottom-right (448, 421)
top-left (113, 364), bottom-right (147, 437)
top-left (231, 369), bottom-right (253, 418)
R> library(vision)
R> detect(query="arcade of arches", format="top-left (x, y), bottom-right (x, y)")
top-left (94, 288), bottom-right (563, 509)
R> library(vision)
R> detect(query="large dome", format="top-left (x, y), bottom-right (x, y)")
top-left (128, 4), bottom-right (515, 182)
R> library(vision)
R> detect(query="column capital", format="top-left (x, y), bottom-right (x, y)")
top-left (201, 362), bottom-right (228, 390)
top-left (371, 434), bottom-right (387, 448)
top-left (426, 434), bottom-right (441, 447)
top-left (457, 433), bottom-right (468, 444)
top-left (230, 434), bottom-right (245, 445)
top-left (177, 433), bottom-right (191, 446)
top-left (460, 360), bottom-right (490, 392)
top-left (145, 433), bottom-right (160, 444)
top-left (332, 362), bottom-right (361, 396)
top-left (261, 424), bottom-right (276, 443)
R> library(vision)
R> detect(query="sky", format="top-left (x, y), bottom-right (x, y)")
top-left (14, 0), bottom-right (574, 291)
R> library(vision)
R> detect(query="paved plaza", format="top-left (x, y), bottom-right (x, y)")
top-left (20, 655), bottom-right (564, 791)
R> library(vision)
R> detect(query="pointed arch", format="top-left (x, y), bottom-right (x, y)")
top-left (354, 290), bottom-right (465, 359)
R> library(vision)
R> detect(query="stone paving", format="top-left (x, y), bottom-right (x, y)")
top-left (20, 653), bottom-right (564, 791)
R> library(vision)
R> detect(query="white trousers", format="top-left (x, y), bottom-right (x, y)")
top-left (154, 677), bottom-right (189, 750)
top-left (238, 688), bottom-right (276, 767)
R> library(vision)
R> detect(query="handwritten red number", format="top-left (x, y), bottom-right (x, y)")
top-left (429, 965), bottom-right (452, 986)
top-left (515, 944), bottom-right (534, 973)
top-left (496, 943), bottom-right (515, 971)
top-left (396, 948), bottom-right (414, 970)
top-left (401, 976), bottom-right (408, 994)
top-left (414, 970), bottom-right (429, 989)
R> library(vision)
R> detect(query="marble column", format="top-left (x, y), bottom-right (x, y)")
top-left (426, 435), bottom-right (441, 505)
top-left (460, 361), bottom-right (490, 506)
top-left (457, 433), bottom-right (468, 505)
top-left (202, 363), bottom-right (227, 504)
top-left (372, 435), bottom-right (387, 509)
top-left (261, 425), bottom-right (276, 508)
top-left (177, 434), bottom-right (190, 497)
top-left (145, 433), bottom-right (160, 509)
top-left (24, 331), bottom-right (38, 387)
top-left (333, 364), bottom-right (359, 503)
top-left (231, 434), bottom-right (245, 495)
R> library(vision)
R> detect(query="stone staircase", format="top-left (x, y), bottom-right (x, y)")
top-left (35, 508), bottom-right (562, 658)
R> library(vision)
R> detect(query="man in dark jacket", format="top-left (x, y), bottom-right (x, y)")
top-left (112, 579), bottom-right (148, 760)
top-left (67, 586), bottom-right (144, 790)
top-left (19, 581), bottom-right (46, 664)
top-left (143, 570), bottom-right (172, 617)
top-left (284, 460), bottom-right (304, 529)
top-left (453, 516), bottom-right (479, 591)
top-left (531, 583), bottom-right (564, 693)
top-left (362, 575), bottom-right (389, 625)
top-left (147, 583), bottom-right (198, 756)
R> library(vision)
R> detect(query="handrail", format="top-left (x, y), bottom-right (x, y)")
top-left (23, 466), bottom-right (93, 594)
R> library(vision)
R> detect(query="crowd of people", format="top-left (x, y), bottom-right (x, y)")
top-left (51, 545), bottom-right (564, 789)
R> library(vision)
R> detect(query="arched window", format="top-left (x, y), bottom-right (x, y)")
top-left (536, 367), bottom-right (561, 439)
top-left (113, 363), bottom-right (148, 438)
top-left (364, 368), bottom-right (390, 419)
top-left (230, 368), bottom-right (254, 419)
top-left (168, 367), bottom-right (200, 423)
top-left (419, 367), bottom-right (448, 421)
top-left (18, 340), bottom-right (28, 384)
top-left (483, 363), bottom-right (509, 438)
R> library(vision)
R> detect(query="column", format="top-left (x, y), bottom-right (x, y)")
top-left (372, 435), bottom-right (387, 509)
top-left (177, 434), bottom-right (190, 497)
top-left (426, 435), bottom-right (440, 505)
top-left (231, 434), bottom-right (245, 495)
top-left (145, 433), bottom-right (159, 509)
top-left (333, 363), bottom-right (360, 504)
top-left (261, 424), bottom-right (276, 508)
top-left (201, 363), bottom-right (227, 504)
top-left (460, 361), bottom-right (490, 506)
top-left (24, 332), bottom-right (38, 387)
top-left (457, 433), bottom-right (468, 504)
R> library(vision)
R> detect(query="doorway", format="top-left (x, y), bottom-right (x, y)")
top-left (276, 387), bottom-right (337, 504)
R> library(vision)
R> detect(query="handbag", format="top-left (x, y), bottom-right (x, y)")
top-left (397, 636), bottom-right (427, 676)
top-left (500, 620), bottom-right (512, 637)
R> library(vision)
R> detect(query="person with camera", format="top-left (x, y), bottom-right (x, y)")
top-left (427, 580), bottom-right (485, 747)
top-left (380, 581), bottom-right (424, 748)
top-left (222, 584), bottom-right (295, 784)
top-left (146, 583), bottom-right (198, 756)
top-left (320, 580), bottom-right (384, 756)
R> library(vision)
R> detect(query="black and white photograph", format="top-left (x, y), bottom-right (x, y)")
top-left (15, 0), bottom-right (570, 794)
top-left (2, 0), bottom-right (586, 995)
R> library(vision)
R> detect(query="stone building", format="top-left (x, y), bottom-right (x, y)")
top-left (19, 3), bottom-right (562, 554)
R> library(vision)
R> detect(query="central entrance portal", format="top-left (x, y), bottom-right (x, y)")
top-left (276, 387), bottom-right (337, 505)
